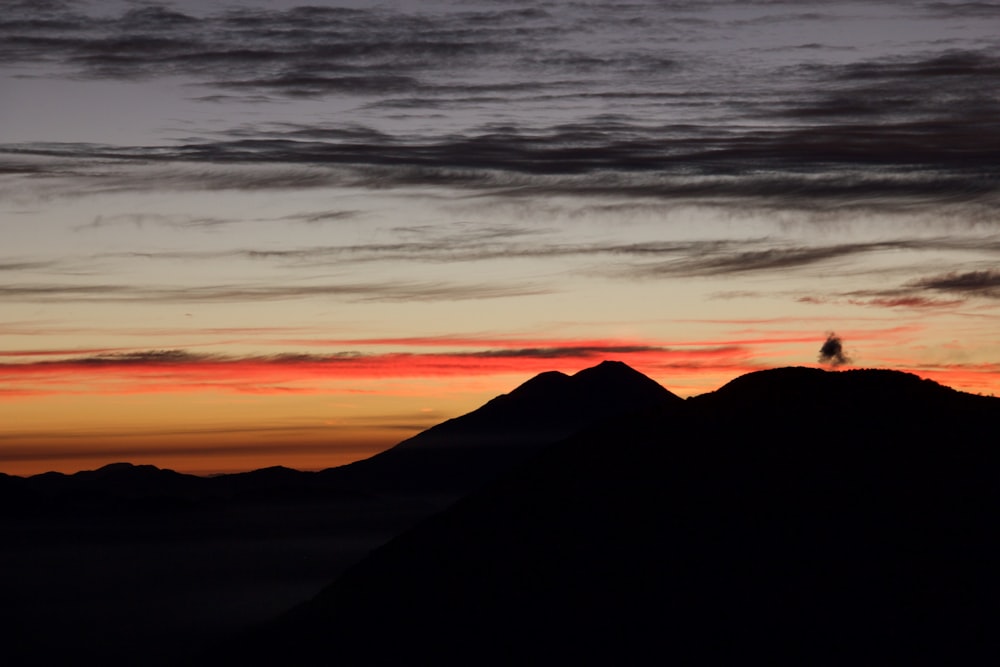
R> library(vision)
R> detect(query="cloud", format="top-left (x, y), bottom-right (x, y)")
top-left (74, 209), bottom-right (362, 232)
top-left (845, 296), bottom-right (965, 309)
top-left (79, 236), bottom-right (933, 275)
top-left (781, 49), bottom-right (1000, 138)
top-left (279, 210), bottom-right (361, 224)
top-left (13, 326), bottom-right (979, 398)
top-left (78, 212), bottom-right (240, 230)
top-left (0, 341), bottom-right (760, 397)
top-left (67, 349), bottom-right (211, 365)
top-left (632, 243), bottom-right (883, 276)
top-left (8, 226), bottom-right (998, 305)
top-left (818, 332), bottom-right (850, 367)
top-left (0, 284), bottom-right (129, 298)
top-left (839, 268), bottom-right (1000, 306)
top-left (1, 1), bottom-right (997, 209)
top-left (5, 113), bottom-right (997, 207)
top-left (911, 270), bottom-right (1000, 297)
top-left (920, 2), bottom-right (1000, 19)
top-left (450, 345), bottom-right (674, 359)
top-left (0, 279), bottom-right (549, 303)
top-left (51, 233), bottom-right (1000, 288)
top-left (0, 260), bottom-right (54, 271)
top-left (214, 74), bottom-right (422, 98)
top-left (617, 238), bottom-right (1000, 278)
top-left (0, 346), bottom-right (138, 358)
top-left (277, 332), bottom-right (829, 352)
top-left (0, 2), bottom-right (538, 94)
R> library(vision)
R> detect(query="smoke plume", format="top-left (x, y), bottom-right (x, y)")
top-left (818, 333), bottom-right (849, 367)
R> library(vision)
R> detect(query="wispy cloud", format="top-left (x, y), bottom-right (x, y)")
top-left (0, 341), bottom-right (759, 397)
top-left (279, 333), bottom-right (816, 350)
top-left (920, 2), bottom-right (1000, 19)
top-left (6, 326), bottom-right (944, 398)
top-left (7, 234), bottom-right (991, 306)
top-left (832, 268), bottom-right (1000, 307)
top-left (0, 347), bottom-right (134, 358)
top-left (630, 243), bottom-right (886, 277)
top-left (0, 260), bottom-right (55, 271)
top-left (784, 50), bottom-right (1000, 123)
top-left (4, 117), bottom-right (996, 207)
top-left (75, 234), bottom-right (1000, 279)
top-left (0, 279), bottom-right (548, 303)
top-left (278, 209), bottom-right (362, 224)
top-left (911, 270), bottom-right (1000, 297)
top-left (1, 1), bottom-right (997, 209)
top-left (844, 296), bottom-right (965, 309)
top-left (618, 238), bottom-right (1000, 278)
top-left (0, 2), bottom-right (546, 96)
top-left (77, 212), bottom-right (241, 231)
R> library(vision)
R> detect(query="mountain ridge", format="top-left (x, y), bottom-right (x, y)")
top-left (8, 363), bottom-right (991, 486)
top-left (311, 359), bottom-right (681, 496)
top-left (5, 362), bottom-right (999, 666)
top-left (216, 362), bottom-right (1000, 665)
top-left (4, 360), bottom-right (682, 504)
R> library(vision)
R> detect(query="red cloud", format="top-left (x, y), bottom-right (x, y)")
top-left (847, 297), bottom-right (964, 309)
top-left (0, 343), bottom-right (757, 397)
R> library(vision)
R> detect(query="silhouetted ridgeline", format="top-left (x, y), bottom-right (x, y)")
top-left (2, 362), bottom-right (678, 514)
top-left (3, 363), bottom-right (999, 666)
top-left (216, 365), bottom-right (1000, 666)
top-left (0, 361), bottom-right (677, 666)
top-left (319, 359), bottom-right (681, 495)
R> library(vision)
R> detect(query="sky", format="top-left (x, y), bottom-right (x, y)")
top-left (2, 0), bottom-right (999, 476)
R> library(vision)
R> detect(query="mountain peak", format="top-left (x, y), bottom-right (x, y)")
top-left (330, 361), bottom-right (683, 495)
top-left (572, 360), bottom-right (680, 403)
top-left (90, 462), bottom-right (160, 475)
top-left (572, 359), bottom-right (661, 386)
top-left (418, 360), bottom-right (681, 439)
top-left (504, 369), bottom-right (572, 399)
top-left (574, 359), bottom-right (634, 375)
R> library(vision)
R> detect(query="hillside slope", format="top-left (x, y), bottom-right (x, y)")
top-left (233, 367), bottom-right (1000, 665)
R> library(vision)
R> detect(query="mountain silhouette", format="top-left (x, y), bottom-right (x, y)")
top-left (225, 366), bottom-right (1000, 666)
top-left (7, 363), bottom-right (1000, 665)
top-left (315, 359), bottom-right (682, 495)
top-left (7, 361), bottom-right (679, 511)
top-left (417, 359), bottom-right (679, 437)
top-left (1, 360), bottom-right (681, 666)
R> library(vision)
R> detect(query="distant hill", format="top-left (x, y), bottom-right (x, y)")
top-left (229, 366), bottom-right (1000, 665)
top-left (6, 360), bottom-right (680, 510)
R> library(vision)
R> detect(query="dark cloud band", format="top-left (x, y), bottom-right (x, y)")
top-left (2, 2), bottom-right (997, 207)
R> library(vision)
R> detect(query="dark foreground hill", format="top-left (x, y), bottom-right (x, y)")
top-left (224, 366), bottom-right (1000, 665)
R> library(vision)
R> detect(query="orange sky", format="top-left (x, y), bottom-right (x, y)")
top-left (2, 1), bottom-right (998, 476)
top-left (3, 327), bottom-right (998, 476)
